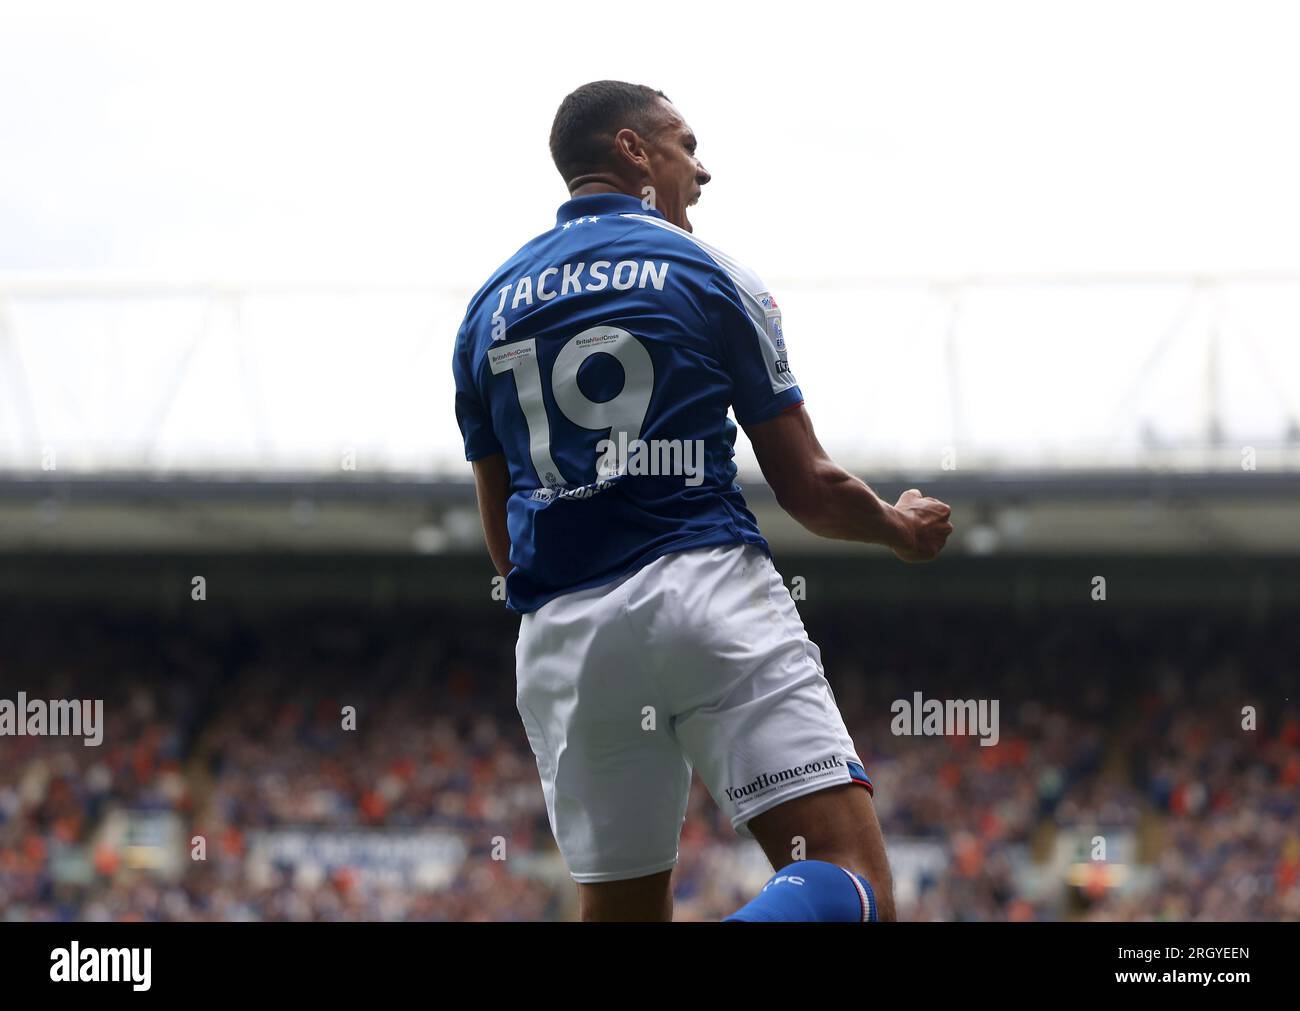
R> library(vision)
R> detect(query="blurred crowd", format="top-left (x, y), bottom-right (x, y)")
top-left (1, 601), bottom-right (1295, 921)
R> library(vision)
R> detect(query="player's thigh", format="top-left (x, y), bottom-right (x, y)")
top-left (659, 545), bottom-right (894, 916)
top-left (665, 546), bottom-right (870, 832)
top-left (516, 582), bottom-right (692, 884)
top-left (577, 869), bottom-right (674, 922)
top-left (745, 783), bottom-right (896, 922)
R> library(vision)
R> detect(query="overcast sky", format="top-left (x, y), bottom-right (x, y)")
top-left (2, 1), bottom-right (1298, 474)
top-left (3, 0), bottom-right (1299, 282)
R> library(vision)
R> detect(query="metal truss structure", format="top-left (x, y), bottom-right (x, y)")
top-left (1, 273), bottom-right (1298, 477)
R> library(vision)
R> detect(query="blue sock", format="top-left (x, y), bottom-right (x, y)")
top-left (724, 860), bottom-right (878, 922)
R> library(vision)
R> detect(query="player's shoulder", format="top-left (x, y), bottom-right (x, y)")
top-left (616, 211), bottom-right (769, 301)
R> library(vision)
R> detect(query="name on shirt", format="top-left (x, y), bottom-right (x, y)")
top-left (492, 260), bottom-right (671, 318)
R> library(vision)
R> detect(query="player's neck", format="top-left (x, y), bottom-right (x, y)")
top-left (566, 175), bottom-right (640, 200)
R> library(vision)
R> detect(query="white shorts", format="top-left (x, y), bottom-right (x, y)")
top-left (515, 542), bottom-right (870, 883)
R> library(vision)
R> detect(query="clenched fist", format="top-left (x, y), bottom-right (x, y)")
top-left (890, 488), bottom-right (954, 562)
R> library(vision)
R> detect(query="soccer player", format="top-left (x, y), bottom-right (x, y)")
top-left (453, 81), bottom-right (953, 922)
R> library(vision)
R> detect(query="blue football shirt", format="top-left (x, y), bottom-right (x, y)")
top-left (453, 191), bottom-right (803, 613)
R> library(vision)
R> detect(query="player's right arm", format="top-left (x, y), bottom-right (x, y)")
top-left (471, 452), bottom-right (512, 578)
top-left (747, 404), bottom-right (953, 562)
top-left (453, 317), bottom-right (513, 576)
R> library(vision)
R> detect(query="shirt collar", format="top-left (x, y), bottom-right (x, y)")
top-left (555, 191), bottom-right (664, 226)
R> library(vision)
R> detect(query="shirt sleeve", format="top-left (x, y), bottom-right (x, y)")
top-left (708, 270), bottom-right (804, 427)
top-left (452, 321), bottom-right (504, 461)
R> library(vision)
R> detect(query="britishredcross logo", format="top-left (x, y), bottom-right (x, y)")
top-left (725, 755), bottom-right (846, 803)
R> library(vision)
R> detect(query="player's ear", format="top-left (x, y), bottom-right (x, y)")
top-left (613, 127), bottom-right (651, 173)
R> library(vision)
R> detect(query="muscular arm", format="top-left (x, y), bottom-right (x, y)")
top-left (746, 405), bottom-right (953, 562)
top-left (471, 453), bottom-right (512, 578)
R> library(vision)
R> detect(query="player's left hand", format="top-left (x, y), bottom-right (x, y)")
top-left (890, 488), bottom-right (954, 562)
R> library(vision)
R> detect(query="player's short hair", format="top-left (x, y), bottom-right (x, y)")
top-left (549, 81), bottom-right (671, 183)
